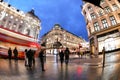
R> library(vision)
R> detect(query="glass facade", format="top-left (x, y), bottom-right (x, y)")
top-left (98, 31), bottom-right (120, 52)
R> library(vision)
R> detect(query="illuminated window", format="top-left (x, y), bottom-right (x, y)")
top-left (90, 13), bottom-right (96, 19)
top-left (101, 19), bottom-right (108, 28)
top-left (12, 23), bottom-right (16, 30)
top-left (18, 25), bottom-right (23, 32)
top-left (93, 22), bottom-right (100, 31)
top-left (109, 16), bottom-right (117, 26)
top-left (7, 21), bottom-right (12, 29)
top-left (104, 6), bottom-right (111, 13)
top-left (104, 38), bottom-right (115, 51)
top-left (112, 4), bottom-right (119, 11)
top-left (98, 9), bottom-right (104, 16)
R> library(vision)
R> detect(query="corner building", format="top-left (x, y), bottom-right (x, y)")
top-left (82, 0), bottom-right (120, 54)
top-left (0, 0), bottom-right (41, 58)
top-left (40, 24), bottom-right (87, 54)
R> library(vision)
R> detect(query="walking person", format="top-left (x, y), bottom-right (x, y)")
top-left (27, 49), bottom-right (33, 68)
top-left (8, 47), bottom-right (12, 60)
top-left (13, 47), bottom-right (18, 62)
top-left (64, 47), bottom-right (70, 65)
top-left (24, 49), bottom-right (28, 66)
top-left (32, 50), bottom-right (36, 66)
top-left (39, 49), bottom-right (45, 71)
top-left (59, 48), bottom-right (64, 66)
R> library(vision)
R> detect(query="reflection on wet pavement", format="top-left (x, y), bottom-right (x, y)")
top-left (0, 54), bottom-right (120, 80)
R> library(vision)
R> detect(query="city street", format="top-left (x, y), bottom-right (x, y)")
top-left (0, 52), bottom-right (120, 80)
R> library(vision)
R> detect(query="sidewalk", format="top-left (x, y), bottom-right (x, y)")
top-left (69, 55), bottom-right (103, 66)
top-left (0, 54), bottom-right (120, 80)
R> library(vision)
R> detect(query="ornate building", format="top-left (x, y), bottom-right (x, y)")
top-left (0, 0), bottom-right (41, 58)
top-left (82, 0), bottom-right (120, 54)
top-left (40, 24), bottom-right (87, 54)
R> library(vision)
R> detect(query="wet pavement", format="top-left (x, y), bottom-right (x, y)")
top-left (0, 53), bottom-right (120, 80)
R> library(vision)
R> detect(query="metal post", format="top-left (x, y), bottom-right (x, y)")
top-left (102, 47), bottom-right (105, 68)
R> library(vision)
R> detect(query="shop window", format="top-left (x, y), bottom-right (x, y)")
top-left (104, 38), bottom-right (115, 51)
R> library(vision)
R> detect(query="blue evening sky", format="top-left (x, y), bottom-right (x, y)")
top-left (4, 0), bottom-right (88, 41)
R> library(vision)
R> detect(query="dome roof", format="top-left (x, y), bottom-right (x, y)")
top-left (27, 9), bottom-right (40, 20)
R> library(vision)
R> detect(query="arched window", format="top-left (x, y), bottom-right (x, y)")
top-left (26, 29), bottom-right (30, 35)
top-left (18, 25), bottom-right (23, 33)
top-left (88, 6), bottom-right (93, 11)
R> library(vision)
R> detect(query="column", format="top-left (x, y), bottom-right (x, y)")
top-left (94, 35), bottom-right (99, 56)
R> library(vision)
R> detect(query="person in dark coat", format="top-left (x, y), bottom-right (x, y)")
top-left (13, 47), bottom-right (18, 61)
top-left (24, 49), bottom-right (28, 66)
top-left (32, 50), bottom-right (36, 66)
top-left (64, 47), bottom-right (70, 65)
top-left (27, 49), bottom-right (33, 68)
top-left (8, 47), bottom-right (12, 60)
top-left (39, 49), bottom-right (45, 71)
top-left (59, 49), bottom-right (64, 66)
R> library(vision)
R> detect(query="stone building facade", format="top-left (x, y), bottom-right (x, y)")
top-left (0, 0), bottom-right (41, 58)
top-left (82, 0), bottom-right (120, 54)
top-left (0, 0), bottom-right (41, 39)
top-left (40, 24), bottom-right (87, 54)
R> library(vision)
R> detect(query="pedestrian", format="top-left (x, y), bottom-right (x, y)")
top-left (32, 50), bottom-right (36, 66)
top-left (64, 47), bottom-right (70, 65)
top-left (13, 47), bottom-right (18, 61)
top-left (39, 49), bottom-right (45, 71)
top-left (8, 47), bottom-right (12, 60)
top-left (27, 49), bottom-right (33, 68)
top-left (24, 49), bottom-right (28, 66)
top-left (59, 48), bottom-right (64, 66)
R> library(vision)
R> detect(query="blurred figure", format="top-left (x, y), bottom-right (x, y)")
top-left (32, 50), bottom-right (36, 66)
top-left (64, 47), bottom-right (70, 65)
top-left (39, 49), bottom-right (46, 71)
top-left (8, 47), bottom-right (12, 60)
top-left (59, 48), bottom-right (64, 66)
top-left (27, 49), bottom-right (33, 68)
top-left (13, 47), bottom-right (18, 61)
top-left (24, 49), bottom-right (28, 66)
